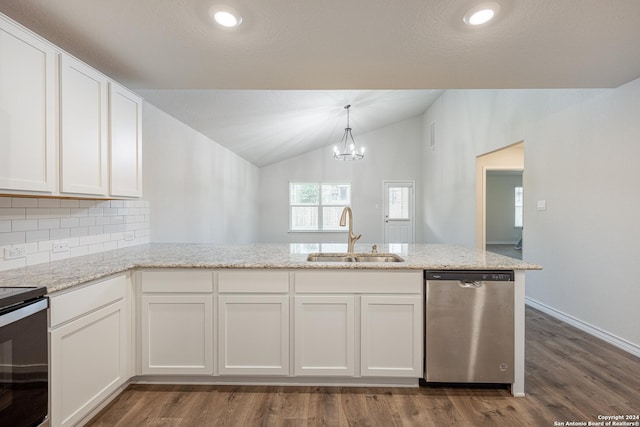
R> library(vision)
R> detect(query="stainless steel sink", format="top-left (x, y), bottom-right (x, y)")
top-left (306, 253), bottom-right (405, 263)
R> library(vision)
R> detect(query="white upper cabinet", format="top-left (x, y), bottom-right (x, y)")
top-left (1, 12), bottom-right (142, 198)
top-left (109, 82), bottom-right (142, 197)
top-left (59, 54), bottom-right (109, 196)
top-left (0, 16), bottom-right (56, 193)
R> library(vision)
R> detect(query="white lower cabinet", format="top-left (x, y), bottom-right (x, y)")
top-left (294, 270), bottom-right (423, 379)
top-left (139, 270), bottom-right (213, 375)
top-left (217, 270), bottom-right (290, 376)
top-left (360, 295), bottom-right (422, 377)
top-left (49, 275), bottom-right (130, 427)
top-left (140, 294), bottom-right (213, 374)
top-left (218, 295), bottom-right (289, 375)
top-left (47, 268), bottom-right (423, 426)
top-left (294, 295), bottom-right (355, 376)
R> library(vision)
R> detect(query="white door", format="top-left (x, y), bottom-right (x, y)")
top-left (383, 181), bottom-right (415, 244)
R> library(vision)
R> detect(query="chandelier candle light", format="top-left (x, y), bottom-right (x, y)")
top-left (333, 105), bottom-right (365, 161)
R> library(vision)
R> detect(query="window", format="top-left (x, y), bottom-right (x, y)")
top-left (515, 186), bottom-right (523, 227)
top-left (289, 182), bottom-right (351, 231)
top-left (388, 186), bottom-right (410, 220)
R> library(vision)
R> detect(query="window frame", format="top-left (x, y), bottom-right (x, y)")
top-left (289, 181), bottom-right (351, 232)
top-left (514, 186), bottom-right (523, 228)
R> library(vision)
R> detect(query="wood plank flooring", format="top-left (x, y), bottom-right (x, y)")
top-left (86, 307), bottom-right (640, 426)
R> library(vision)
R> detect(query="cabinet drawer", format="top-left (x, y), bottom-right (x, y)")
top-left (141, 270), bottom-right (213, 293)
top-left (295, 271), bottom-right (422, 294)
top-left (218, 270), bottom-right (289, 293)
top-left (50, 274), bottom-right (126, 328)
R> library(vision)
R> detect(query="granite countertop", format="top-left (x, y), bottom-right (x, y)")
top-left (0, 243), bottom-right (542, 294)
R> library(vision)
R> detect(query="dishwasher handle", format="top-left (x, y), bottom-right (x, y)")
top-left (459, 280), bottom-right (483, 289)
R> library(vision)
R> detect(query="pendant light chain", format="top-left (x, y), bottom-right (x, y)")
top-left (345, 104), bottom-right (350, 129)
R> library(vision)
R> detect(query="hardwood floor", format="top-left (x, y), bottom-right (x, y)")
top-left (86, 307), bottom-right (640, 426)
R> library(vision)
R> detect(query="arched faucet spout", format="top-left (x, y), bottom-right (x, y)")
top-left (340, 207), bottom-right (362, 254)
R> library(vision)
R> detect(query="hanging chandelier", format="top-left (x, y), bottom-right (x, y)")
top-left (333, 104), bottom-right (365, 161)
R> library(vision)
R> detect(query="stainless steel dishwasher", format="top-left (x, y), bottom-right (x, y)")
top-left (424, 271), bottom-right (514, 383)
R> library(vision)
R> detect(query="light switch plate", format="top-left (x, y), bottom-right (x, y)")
top-left (536, 200), bottom-right (547, 211)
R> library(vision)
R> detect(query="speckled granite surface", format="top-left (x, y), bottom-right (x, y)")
top-left (0, 243), bottom-right (541, 293)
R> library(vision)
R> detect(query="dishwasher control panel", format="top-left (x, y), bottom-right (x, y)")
top-left (425, 270), bottom-right (513, 282)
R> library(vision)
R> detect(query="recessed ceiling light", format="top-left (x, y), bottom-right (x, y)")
top-left (209, 6), bottom-right (243, 28)
top-left (463, 2), bottom-right (500, 26)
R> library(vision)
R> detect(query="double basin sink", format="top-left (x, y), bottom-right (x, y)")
top-left (306, 253), bottom-right (405, 263)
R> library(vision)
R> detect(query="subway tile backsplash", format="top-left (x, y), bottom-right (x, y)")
top-left (0, 197), bottom-right (150, 272)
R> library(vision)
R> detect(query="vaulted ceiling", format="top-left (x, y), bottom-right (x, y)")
top-left (2, 0), bottom-right (639, 165)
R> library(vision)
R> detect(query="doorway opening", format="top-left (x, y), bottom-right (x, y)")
top-left (485, 170), bottom-right (523, 259)
top-left (476, 142), bottom-right (524, 258)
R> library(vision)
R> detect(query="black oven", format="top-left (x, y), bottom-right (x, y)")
top-left (0, 287), bottom-right (48, 427)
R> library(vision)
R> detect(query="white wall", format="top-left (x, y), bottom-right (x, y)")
top-left (421, 79), bottom-right (640, 352)
top-left (486, 173), bottom-right (522, 244)
top-left (143, 103), bottom-right (260, 243)
top-left (258, 116), bottom-right (424, 244)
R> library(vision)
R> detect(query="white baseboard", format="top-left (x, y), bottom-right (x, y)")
top-left (487, 241), bottom-right (518, 245)
top-left (131, 375), bottom-right (419, 388)
top-left (525, 297), bottom-right (640, 358)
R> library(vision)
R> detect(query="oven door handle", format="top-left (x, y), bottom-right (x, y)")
top-left (0, 298), bottom-right (48, 328)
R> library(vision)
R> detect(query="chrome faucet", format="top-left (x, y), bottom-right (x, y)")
top-left (339, 207), bottom-right (362, 254)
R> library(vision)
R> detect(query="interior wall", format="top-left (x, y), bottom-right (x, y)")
top-left (486, 173), bottom-right (522, 244)
top-left (258, 116), bottom-right (424, 244)
top-left (421, 79), bottom-right (640, 353)
top-left (143, 102), bottom-right (260, 243)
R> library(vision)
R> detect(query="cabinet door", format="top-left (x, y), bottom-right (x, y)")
top-left (360, 296), bottom-right (422, 377)
top-left (0, 17), bottom-right (56, 193)
top-left (59, 54), bottom-right (108, 196)
top-left (109, 82), bottom-right (142, 197)
top-left (50, 300), bottom-right (128, 427)
top-left (218, 295), bottom-right (289, 375)
top-left (294, 295), bottom-right (355, 376)
top-left (140, 294), bottom-right (213, 375)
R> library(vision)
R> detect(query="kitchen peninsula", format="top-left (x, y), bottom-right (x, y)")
top-left (0, 243), bottom-right (540, 427)
top-left (0, 243), bottom-right (539, 292)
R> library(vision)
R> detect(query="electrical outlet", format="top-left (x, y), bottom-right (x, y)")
top-left (124, 231), bottom-right (135, 241)
top-left (52, 240), bottom-right (69, 253)
top-left (4, 246), bottom-right (26, 260)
